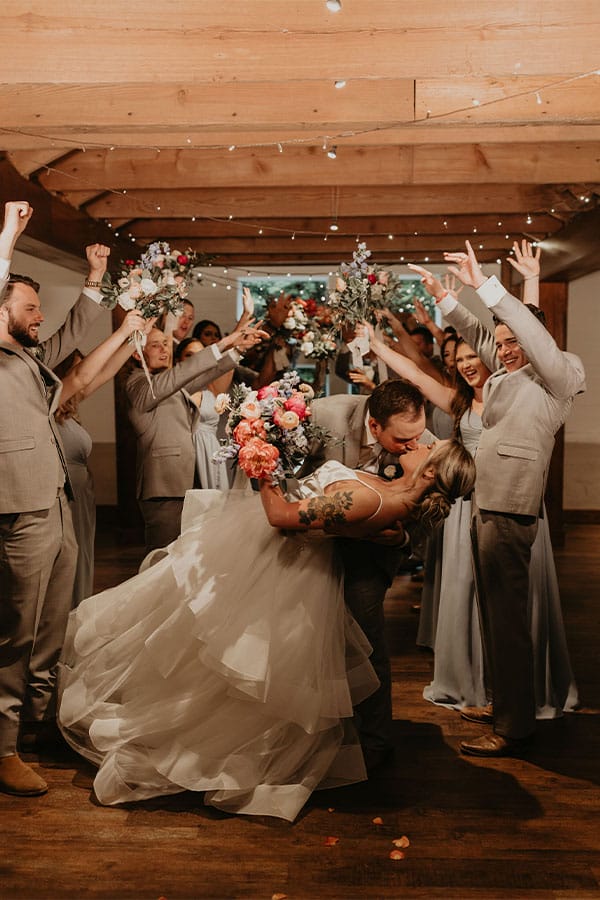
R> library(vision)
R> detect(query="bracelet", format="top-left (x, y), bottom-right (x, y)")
top-left (84, 279), bottom-right (102, 288)
top-left (523, 275), bottom-right (539, 281)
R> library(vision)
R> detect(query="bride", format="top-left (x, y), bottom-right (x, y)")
top-left (58, 437), bottom-right (475, 822)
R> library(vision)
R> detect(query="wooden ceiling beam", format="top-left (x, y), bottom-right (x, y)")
top-left (6, 124), bottom-right (600, 153)
top-left (127, 214), bottom-right (562, 239)
top-left (2, 2), bottom-right (599, 82)
top-left (35, 145), bottom-right (600, 191)
top-left (81, 184), bottom-right (584, 219)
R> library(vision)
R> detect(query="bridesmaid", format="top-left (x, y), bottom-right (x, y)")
top-left (359, 245), bottom-right (579, 720)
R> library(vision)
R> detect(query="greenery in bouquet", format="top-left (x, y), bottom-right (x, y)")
top-left (100, 241), bottom-right (203, 318)
top-left (327, 242), bottom-right (404, 327)
top-left (213, 371), bottom-right (330, 481)
top-left (280, 297), bottom-right (338, 362)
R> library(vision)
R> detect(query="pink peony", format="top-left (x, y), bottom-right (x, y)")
top-left (238, 437), bottom-right (279, 479)
top-left (233, 418), bottom-right (267, 446)
top-left (284, 391), bottom-right (307, 420)
top-left (378, 272), bottom-right (389, 285)
top-left (257, 383), bottom-right (280, 400)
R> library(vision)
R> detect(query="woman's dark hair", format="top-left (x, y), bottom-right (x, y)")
top-left (174, 336), bottom-right (203, 363)
top-left (192, 319), bottom-right (222, 342)
top-left (449, 338), bottom-right (476, 438)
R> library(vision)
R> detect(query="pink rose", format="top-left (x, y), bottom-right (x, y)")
top-left (335, 277), bottom-right (346, 292)
top-left (273, 408), bottom-right (300, 430)
top-left (233, 418), bottom-right (267, 446)
top-left (238, 437), bottom-right (279, 479)
top-left (257, 384), bottom-right (280, 400)
top-left (284, 392), bottom-right (307, 420)
top-left (378, 272), bottom-right (389, 285)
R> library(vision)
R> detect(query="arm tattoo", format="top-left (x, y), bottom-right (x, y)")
top-left (298, 491), bottom-right (354, 528)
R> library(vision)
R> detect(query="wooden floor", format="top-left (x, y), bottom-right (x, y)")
top-left (2, 524), bottom-right (599, 900)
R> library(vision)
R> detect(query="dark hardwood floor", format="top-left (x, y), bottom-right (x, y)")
top-left (2, 523), bottom-right (599, 900)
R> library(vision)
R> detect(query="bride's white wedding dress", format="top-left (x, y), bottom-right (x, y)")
top-left (57, 462), bottom-right (379, 822)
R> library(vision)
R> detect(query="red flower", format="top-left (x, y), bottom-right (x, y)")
top-left (367, 273), bottom-right (377, 284)
top-left (177, 254), bottom-right (189, 265)
top-left (125, 259), bottom-right (136, 266)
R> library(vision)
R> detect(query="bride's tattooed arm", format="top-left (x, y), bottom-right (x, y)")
top-left (298, 491), bottom-right (354, 529)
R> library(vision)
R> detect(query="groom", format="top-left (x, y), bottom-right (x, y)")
top-left (304, 378), bottom-right (432, 772)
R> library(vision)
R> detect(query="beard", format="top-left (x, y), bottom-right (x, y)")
top-left (7, 309), bottom-right (39, 347)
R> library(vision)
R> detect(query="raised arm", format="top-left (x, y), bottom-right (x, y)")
top-left (445, 241), bottom-right (585, 399)
top-left (376, 308), bottom-right (446, 384)
top-left (409, 257), bottom-right (498, 372)
top-left (0, 201), bottom-right (33, 294)
top-left (413, 296), bottom-right (446, 348)
top-left (358, 322), bottom-right (454, 414)
top-left (59, 310), bottom-right (152, 403)
top-left (507, 240), bottom-right (541, 307)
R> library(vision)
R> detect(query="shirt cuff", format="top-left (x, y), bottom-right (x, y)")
top-left (210, 343), bottom-right (222, 361)
top-left (437, 292), bottom-right (458, 315)
top-left (476, 275), bottom-right (507, 308)
top-left (82, 287), bottom-right (103, 303)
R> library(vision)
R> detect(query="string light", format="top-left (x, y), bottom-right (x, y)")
top-left (327, 146), bottom-right (337, 159)
top-left (536, 92), bottom-right (542, 105)
top-left (325, 0), bottom-right (342, 10)
top-left (334, 80), bottom-right (346, 89)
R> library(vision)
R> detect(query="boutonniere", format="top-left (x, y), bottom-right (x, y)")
top-left (381, 463), bottom-right (404, 481)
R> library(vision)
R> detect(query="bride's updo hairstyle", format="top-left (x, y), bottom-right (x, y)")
top-left (414, 440), bottom-right (476, 532)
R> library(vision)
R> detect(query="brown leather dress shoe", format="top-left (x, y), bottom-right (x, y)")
top-left (0, 754), bottom-right (48, 796)
top-left (460, 703), bottom-right (493, 725)
top-left (460, 733), bottom-right (529, 758)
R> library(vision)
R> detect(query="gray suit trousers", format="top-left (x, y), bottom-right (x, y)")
top-left (0, 489), bottom-right (77, 755)
top-left (470, 502), bottom-right (538, 740)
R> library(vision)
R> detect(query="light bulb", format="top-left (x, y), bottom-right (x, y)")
top-left (326, 0), bottom-right (342, 10)
top-left (329, 222), bottom-right (339, 231)
top-left (327, 146), bottom-right (337, 159)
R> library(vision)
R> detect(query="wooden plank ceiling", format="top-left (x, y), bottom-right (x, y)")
top-left (1, 0), bottom-right (600, 275)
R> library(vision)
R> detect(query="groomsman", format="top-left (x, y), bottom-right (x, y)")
top-left (417, 243), bottom-right (586, 756)
top-left (0, 201), bottom-right (109, 795)
top-left (304, 379), bottom-right (433, 772)
top-left (126, 322), bottom-right (267, 553)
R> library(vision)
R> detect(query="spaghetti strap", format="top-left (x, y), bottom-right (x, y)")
top-left (354, 474), bottom-right (384, 521)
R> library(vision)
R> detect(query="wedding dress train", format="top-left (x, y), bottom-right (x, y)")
top-left (58, 462), bottom-right (379, 821)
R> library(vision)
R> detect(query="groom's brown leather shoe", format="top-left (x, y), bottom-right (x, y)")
top-left (460, 703), bottom-right (493, 725)
top-left (0, 754), bottom-right (48, 796)
top-left (459, 733), bottom-right (529, 758)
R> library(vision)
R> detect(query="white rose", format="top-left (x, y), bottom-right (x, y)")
top-left (140, 278), bottom-right (158, 295)
top-left (301, 341), bottom-right (314, 355)
top-left (118, 277), bottom-right (130, 289)
top-left (117, 292), bottom-right (137, 310)
top-left (284, 317), bottom-right (296, 330)
top-left (214, 393), bottom-right (230, 415)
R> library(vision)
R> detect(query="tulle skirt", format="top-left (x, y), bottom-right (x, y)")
top-left (58, 488), bottom-right (378, 821)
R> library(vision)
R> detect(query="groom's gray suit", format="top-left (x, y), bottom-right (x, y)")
top-left (439, 280), bottom-right (585, 741)
top-left (0, 272), bottom-right (103, 756)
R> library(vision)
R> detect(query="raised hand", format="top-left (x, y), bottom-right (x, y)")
top-left (232, 322), bottom-right (270, 353)
top-left (85, 243), bottom-right (111, 280)
top-left (507, 240), bottom-right (541, 280)
top-left (242, 286), bottom-right (254, 317)
top-left (413, 296), bottom-right (433, 325)
top-left (0, 201), bottom-right (33, 259)
top-left (406, 264), bottom-right (446, 300)
top-left (443, 240), bottom-right (486, 289)
top-left (118, 309), bottom-right (151, 339)
top-left (442, 273), bottom-right (463, 296)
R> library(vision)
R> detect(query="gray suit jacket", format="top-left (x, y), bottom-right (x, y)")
top-left (445, 291), bottom-right (586, 517)
top-left (126, 347), bottom-right (238, 500)
top-left (0, 292), bottom-right (102, 514)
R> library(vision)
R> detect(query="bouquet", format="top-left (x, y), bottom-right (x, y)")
top-left (327, 242), bottom-right (402, 328)
top-left (214, 371), bottom-right (329, 482)
top-left (278, 297), bottom-right (338, 362)
top-left (100, 241), bottom-right (201, 395)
